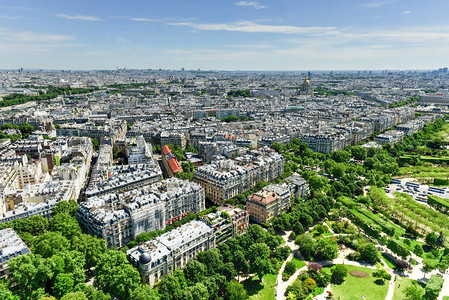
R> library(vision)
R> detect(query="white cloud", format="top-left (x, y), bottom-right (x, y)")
top-left (234, 2), bottom-right (266, 9)
top-left (168, 21), bottom-right (336, 34)
top-left (130, 17), bottom-right (157, 22)
top-left (402, 10), bottom-right (411, 15)
top-left (56, 13), bottom-right (100, 21)
top-left (0, 27), bottom-right (74, 42)
top-left (363, 0), bottom-right (400, 8)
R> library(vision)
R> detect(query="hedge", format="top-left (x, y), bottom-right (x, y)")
top-left (387, 239), bottom-right (410, 259)
top-left (337, 196), bottom-right (356, 209)
top-left (345, 208), bottom-right (381, 239)
top-left (427, 195), bottom-right (449, 214)
top-left (424, 275), bottom-right (444, 300)
top-left (357, 205), bottom-right (396, 236)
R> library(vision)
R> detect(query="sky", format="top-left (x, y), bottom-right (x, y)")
top-left (0, 0), bottom-right (449, 70)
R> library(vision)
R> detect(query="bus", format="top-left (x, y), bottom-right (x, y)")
top-left (406, 182), bottom-right (419, 188)
top-left (391, 179), bottom-right (401, 184)
top-left (429, 187), bottom-right (445, 194)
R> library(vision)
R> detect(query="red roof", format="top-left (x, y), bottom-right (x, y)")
top-left (168, 157), bottom-right (183, 173)
top-left (162, 145), bottom-right (172, 155)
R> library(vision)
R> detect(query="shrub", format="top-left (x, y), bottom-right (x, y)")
top-left (331, 265), bottom-right (348, 284)
top-left (424, 275), bottom-right (444, 300)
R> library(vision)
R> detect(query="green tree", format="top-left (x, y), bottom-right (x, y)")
top-left (331, 265), bottom-right (348, 284)
top-left (248, 243), bottom-right (270, 265)
top-left (159, 274), bottom-right (182, 300)
top-left (184, 260), bottom-right (207, 284)
top-left (130, 285), bottom-right (160, 300)
top-left (403, 282), bottom-right (424, 300)
top-left (295, 234), bottom-right (316, 260)
top-left (425, 232), bottom-right (438, 248)
top-left (94, 250), bottom-right (141, 300)
top-left (0, 282), bottom-right (20, 300)
top-left (251, 257), bottom-right (273, 279)
top-left (71, 234), bottom-right (107, 269)
top-left (315, 238), bottom-right (339, 261)
top-left (332, 150), bottom-right (351, 163)
top-left (73, 283), bottom-right (111, 300)
top-left (197, 248), bottom-right (224, 275)
top-left (49, 213), bottom-right (82, 239)
top-left (53, 273), bottom-right (74, 299)
top-left (91, 138), bottom-right (99, 151)
top-left (225, 280), bottom-right (248, 300)
top-left (34, 231), bottom-right (70, 258)
top-left (8, 253), bottom-right (55, 299)
top-left (60, 292), bottom-right (88, 300)
top-left (232, 250), bottom-right (249, 278)
top-left (372, 268), bottom-right (391, 284)
top-left (359, 243), bottom-right (380, 264)
top-left (53, 200), bottom-right (79, 217)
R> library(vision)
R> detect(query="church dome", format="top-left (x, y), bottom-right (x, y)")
top-left (139, 253), bottom-right (152, 264)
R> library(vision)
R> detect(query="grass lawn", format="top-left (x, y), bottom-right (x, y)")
top-left (392, 277), bottom-right (424, 300)
top-left (244, 273), bottom-right (277, 300)
top-left (292, 257), bottom-right (306, 269)
top-left (323, 265), bottom-right (389, 300)
top-left (382, 253), bottom-right (397, 270)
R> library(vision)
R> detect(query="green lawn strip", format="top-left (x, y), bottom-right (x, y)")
top-left (394, 238), bottom-right (426, 257)
top-left (392, 277), bottom-right (424, 300)
top-left (381, 253), bottom-right (397, 270)
top-left (325, 265), bottom-right (389, 300)
top-left (292, 257), bottom-right (306, 269)
top-left (245, 273), bottom-right (277, 300)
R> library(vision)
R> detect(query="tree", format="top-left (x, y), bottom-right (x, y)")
top-left (232, 250), bottom-right (249, 278)
top-left (359, 243), bottom-right (380, 264)
top-left (331, 265), bottom-right (348, 284)
top-left (276, 246), bottom-right (291, 261)
top-left (94, 250), bottom-right (141, 300)
top-left (73, 283), bottom-right (111, 300)
top-left (373, 268), bottom-right (391, 284)
top-left (330, 163), bottom-right (346, 179)
top-left (221, 262), bottom-right (237, 281)
top-left (53, 200), bottom-right (79, 217)
top-left (60, 292), bottom-right (88, 300)
top-left (426, 232), bottom-right (438, 248)
top-left (53, 273), bottom-right (74, 299)
top-left (292, 222), bottom-right (304, 235)
top-left (196, 248), bottom-right (224, 275)
top-left (7, 253), bottom-right (55, 299)
top-left (436, 231), bottom-right (446, 248)
top-left (413, 244), bottom-right (424, 256)
top-left (33, 231), bottom-right (70, 258)
top-left (332, 150), bottom-right (351, 163)
top-left (396, 259), bottom-right (412, 272)
top-left (423, 259), bottom-right (439, 277)
top-left (308, 262), bottom-right (322, 273)
top-left (284, 261), bottom-right (297, 275)
top-left (315, 238), bottom-right (339, 261)
top-left (184, 260), bottom-right (207, 284)
top-left (0, 282), bottom-right (20, 300)
top-left (295, 234), bottom-right (316, 260)
top-left (159, 274), bottom-right (182, 300)
top-left (251, 257), bottom-right (273, 279)
top-left (70, 234), bottom-right (107, 269)
top-left (130, 285), bottom-right (160, 300)
top-left (403, 283), bottom-right (424, 300)
top-left (49, 213), bottom-right (82, 240)
top-left (13, 215), bottom-right (49, 236)
top-left (225, 280), bottom-right (248, 300)
top-left (91, 138), bottom-right (99, 151)
top-left (248, 243), bottom-right (270, 265)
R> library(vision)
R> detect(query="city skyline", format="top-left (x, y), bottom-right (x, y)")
top-left (1, 0), bottom-right (449, 70)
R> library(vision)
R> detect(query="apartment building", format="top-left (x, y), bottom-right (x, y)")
top-left (0, 228), bottom-right (31, 279)
top-left (246, 184), bottom-right (291, 224)
top-left (127, 220), bottom-right (215, 287)
top-left (374, 130), bottom-right (405, 146)
top-left (161, 145), bottom-right (183, 178)
top-left (193, 149), bottom-right (284, 205)
top-left (78, 178), bottom-right (205, 247)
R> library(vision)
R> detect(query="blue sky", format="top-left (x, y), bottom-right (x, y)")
top-left (0, 0), bottom-right (448, 70)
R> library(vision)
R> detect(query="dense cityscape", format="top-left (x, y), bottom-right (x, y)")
top-left (0, 68), bottom-right (448, 300)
